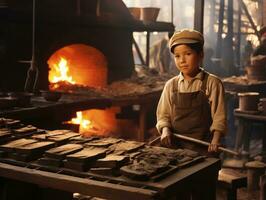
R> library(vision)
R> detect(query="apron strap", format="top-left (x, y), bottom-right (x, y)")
top-left (173, 71), bottom-right (209, 93)
top-left (200, 72), bottom-right (209, 92)
top-left (172, 76), bottom-right (179, 93)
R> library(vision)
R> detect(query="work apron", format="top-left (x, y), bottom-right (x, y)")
top-left (171, 72), bottom-right (212, 155)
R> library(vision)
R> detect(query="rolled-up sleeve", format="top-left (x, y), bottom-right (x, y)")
top-left (156, 81), bottom-right (173, 134)
top-left (208, 78), bottom-right (227, 135)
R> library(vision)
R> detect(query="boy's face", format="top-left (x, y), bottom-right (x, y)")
top-left (173, 44), bottom-right (203, 78)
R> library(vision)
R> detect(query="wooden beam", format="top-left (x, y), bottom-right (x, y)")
top-left (146, 31), bottom-right (150, 67)
top-left (216, 0), bottom-right (225, 59)
top-left (236, 1), bottom-right (242, 67)
top-left (240, 0), bottom-right (260, 38)
top-left (194, 0), bottom-right (204, 33)
top-left (133, 38), bottom-right (145, 65)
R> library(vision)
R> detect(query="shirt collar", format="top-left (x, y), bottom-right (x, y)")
top-left (178, 68), bottom-right (205, 82)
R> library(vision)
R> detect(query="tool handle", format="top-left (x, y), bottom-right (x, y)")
top-left (148, 133), bottom-right (239, 156)
top-left (174, 133), bottom-right (239, 156)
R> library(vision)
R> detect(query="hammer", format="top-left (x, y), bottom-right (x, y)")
top-left (148, 133), bottom-right (239, 156)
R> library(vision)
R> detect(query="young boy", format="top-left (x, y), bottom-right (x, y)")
top-left (156, 29), bottom-right (227, 154)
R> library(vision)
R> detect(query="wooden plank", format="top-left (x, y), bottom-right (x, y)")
top-left (94, 154), bottom-right (130, 168)
top-left (66, 148), bottom-right (107, 163)
top-left (0, 128), bottom-right (12, 139)
top-left (46, 130), bottom-right (72, 136)
top-left (109, 140), bottom-right (145, 154)
top-left (0, 162), bottom-right (158, 200)
top-left (0, 118), bottom-right (21, 128)
top-left (218, 168), bottom-right (247, 188)
top-left (84, 138), bottom-right (122, 148)
top-left (45, 144), bottom-right (83, 160)
top-left (0, 138), bottom-right (38, 152)
top-left (47, 132), bottom-right (80, 143)
top-left (15, 141), bottom-right (55, 154)
top-left (13, 125), bottom-right (37, 134)
top-left (32, 131), bottom-right (80, 144)
top-left (31, 130), bottom-right (70, 140)
top-left (68, 136), bottom-right (98, 144)
top-left (234, 110), bottom-right (266, 122)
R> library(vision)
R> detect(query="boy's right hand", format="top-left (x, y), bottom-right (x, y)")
top-left (160, 127), bottom-right (173, 147)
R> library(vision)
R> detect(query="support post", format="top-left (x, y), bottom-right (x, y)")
top-left (194, 0), bottom-right (204, 33)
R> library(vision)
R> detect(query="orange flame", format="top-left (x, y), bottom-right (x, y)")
top-left (69, 108), bottom-right (119, 137)
top-left (49, 57), bottom-right (75, 84)
top-left (71, 111), bottom-right (91, 129)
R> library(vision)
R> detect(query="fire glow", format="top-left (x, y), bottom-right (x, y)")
top-left (49, 57), bottom-right (75, 86)
top-left (69, 109), bottom-right (119, 137)
top-left (71, 112), bottom-right (91, 129)
top-left (47, 44), bottom-right (115, 137)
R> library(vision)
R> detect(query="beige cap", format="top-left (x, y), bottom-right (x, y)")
top-left (169, 29), bottom-right (204, 53)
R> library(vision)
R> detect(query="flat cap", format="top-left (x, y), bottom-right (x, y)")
top-left (169, 29), bottom-right (204, 53)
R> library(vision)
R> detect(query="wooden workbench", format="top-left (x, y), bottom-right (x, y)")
top-left (0, 117), bottom-right (221, 200)
top-left (0, 157), bottom-right (220, 200)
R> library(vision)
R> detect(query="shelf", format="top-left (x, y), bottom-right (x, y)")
top-left (130, 20), bottom-right (175, 32)
top-left (6, 10), bottom-right (174, 32)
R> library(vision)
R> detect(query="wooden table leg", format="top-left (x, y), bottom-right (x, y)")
top-left (242, 121), bottom-right (252, 154)
top-left (260, 174), bottom-right (266, 200)
top-left (234, 118), bottom-right (251, 159)
top-left (262, 124), bottom-right (266, 162)
top-left (234, 118), bottom-right (244, 152)
top-left (138, 104), bottom-right (149, 142)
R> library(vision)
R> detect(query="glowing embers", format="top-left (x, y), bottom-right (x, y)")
top-left (68, 108), bottom-right (119, 137)
top-left (49, 57), bottom-right (76, 89)
top-left (48, 44), bottom-right (108, 90)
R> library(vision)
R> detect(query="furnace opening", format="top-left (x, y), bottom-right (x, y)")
top-left (48, 44), bottom-right (108, 90)
top-left (47, 43), bottom-right (120, 137)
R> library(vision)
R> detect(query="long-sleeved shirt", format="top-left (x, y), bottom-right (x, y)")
top-left (156, 69), bottom-right (227, 135)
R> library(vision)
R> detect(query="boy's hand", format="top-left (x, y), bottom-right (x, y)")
top-left (208, 131), bottom-right (221, 152)
top-left (208, 142), bottom-right (220, 152)
top-left (160, 127), bottom-right (173, 147)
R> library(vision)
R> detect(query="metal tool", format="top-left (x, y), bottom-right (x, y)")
top-left (148, 133), bottom-right (239, 156)
top-left (24, 0), bottom-right (39, 93)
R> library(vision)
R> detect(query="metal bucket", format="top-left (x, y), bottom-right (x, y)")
top-left (238, 92), bottom-right (259, 111)
top-left (140, 7), bottom-right (160, 22)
